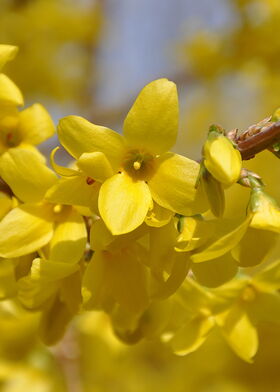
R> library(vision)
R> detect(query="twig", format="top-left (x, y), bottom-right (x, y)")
top-left (237, 121), bottom-right (280, 160)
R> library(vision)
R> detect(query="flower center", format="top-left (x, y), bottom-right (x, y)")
top-left (241, 285), bottom-right (256, 302)
top-left (0, 116), bottom-right (21, 149)
top-left (123, 149), bottom-right (156, 180)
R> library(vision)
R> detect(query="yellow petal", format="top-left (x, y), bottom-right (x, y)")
top-left (90, 218), bottom-right (148, 252)
top-left (0, 148), bottom-right (57, 203)
top-left (18, 103), bottom-right (55, 145)
top-left (89, 218), bottom-right (114, 251)
top-left (49, 209), bottom-right (87, 264)
top-left (58, 115), bottom-right (125, 169)
top-left (216, 305), bottom-right (258, 363)
top-left (176, 216), bottom-right (215, 252)
top-left (139, 300), bottom-right (173, 339)
top-left (0, 259), bottom-right (17, 299)
top-left (123, 78), bottom-right (178, 154)
top-left (17, 258), bottom-right (79, 309)
top-left (253, 259), bottom-right (280, 291)
top-left (250, 190), bottom-right (280, 233)
top-left (175, 277), bottom-right (213, 314)
top-left (83, 249), bottom-right (149, 314)
top-left (50, 147), bottom-right (78, 177)
top-left (0, 204), bottom-right (53, 258)
top-left (169, 315), bottom-right (214, 356)
top-left (39, 295), bottom-right (74, 345)
top-left (0, 45), bottom-right (18, 70)
top-left (99, 172), bottom-right (152, 235)
top-left (46, 175), bottom-right (100, 212)
top-left (0, 74), bottom-right (24, 106)
top-left (77, 151), bottom-right (114, 182)
top-left (248, 291), bottom-right (280, 324)
top-left (152, 252), bottom-right (190, 300)
top-left (232, 227), bottom-right (278, 267)
top-left (17, 143), bottom-right (46, 163)
top-left (149, 152), bottom-right (201, 215)
top-left (60, 271), bottom-right (82, 314)
top-left (145, 202), bottom-right (173, 227)
top-left (149, 219), bottom-right (178, 275)
top-left (192, 252), bottom-right (238, 288)
top-left (201, 171), bottom-right (225, 217)
top-left (191, 216), bottom-right (251, 263)
top-left (0, 191), bottom-right (13, 220)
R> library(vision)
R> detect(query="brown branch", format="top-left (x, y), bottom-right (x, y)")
top-left (237, 121), bottom-right (280, 160)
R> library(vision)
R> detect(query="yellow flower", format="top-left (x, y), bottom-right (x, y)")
top-left (0, 44), bottom-right (23, 107)
top-left (0, 149), bottom-right (87, 262)
top-left (0, 103), bottom-right (55, 156)
top-left (82, 246), bottom-right (149, 315)
top-left (57, 79), bottom-right (206, 235)
top-left (163, 260), bottom-right (280, 362)
top-left (203, 132), bottom-right (242, 186)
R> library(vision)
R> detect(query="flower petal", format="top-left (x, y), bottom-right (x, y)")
top-left (145, 202), bottom-right (173, 227)
top-left (253, 259), bottom-right (280, 291)
top-left (123, 79), bottom-right (178, 154)
top-left (0, 148), bottom-right (57, 203)
top-left (99, 172), bottom-right (152, 235)
top-left (216, 305), bottom-right (258, 363)
top-left (191, 217), bottom-right (251, 263)
top-left (232, 227), bottom-right (278, 267)
top-left (0, 74), bottom-right (23, 106)
top-left (83, 249), bottom-right (149, 314)
top-left (58, 115), bottom-right (125, 169)
top-left (49, 209), bottom-right (87, 264)
top-left (39, 294), bottom-right (75, 345)
top-left (45, 175), bottom-right (100, 212)
top-left (0, 259), bottom-right (17, 299)
top-left (0, 192), bottom-right (13, 220)
top-left (191, 252), bottom-right (238, 288)
top-left (17, 258), bottom-right (79, 309)
top-left (149, 152), bottom-right (203, 215)
top-left (0, 204), bottom-right (54, 258)
top-left (18, 103), bottom-right (55, 145)
top-left (50, 147), bottom-right (78, 177)
top-left (77, 151), bottom-right (114, 182)
top-left (0, 45), bottom-right (18, 70)
top-left (169, 315), bottom-right (214, 356)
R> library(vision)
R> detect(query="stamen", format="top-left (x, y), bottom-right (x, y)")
top-left (86, 177), bottom-right (95, 185)
top-left (53, 204), bottom-right (62, 213)
top-left (133, 161), bottom-right (141, 170)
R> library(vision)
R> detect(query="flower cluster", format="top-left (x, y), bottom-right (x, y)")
top-left (0, 45), bottom-right (279, 362)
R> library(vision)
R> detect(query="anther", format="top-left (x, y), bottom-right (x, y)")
top-left (86, 177), bottom-right (95, 185)
top-left (53, 204), bottom-right (62, 213)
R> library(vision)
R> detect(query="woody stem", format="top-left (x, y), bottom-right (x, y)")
top-left (237, 121), bottom-right (280, 160)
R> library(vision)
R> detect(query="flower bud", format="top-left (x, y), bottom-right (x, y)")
top-left (250, 188), bottom-right (280, 233)
top-left (203, 133), bottom-right (242, 187)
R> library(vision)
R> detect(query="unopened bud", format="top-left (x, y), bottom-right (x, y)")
top-left (203, 133), bottom-right (242, 187)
